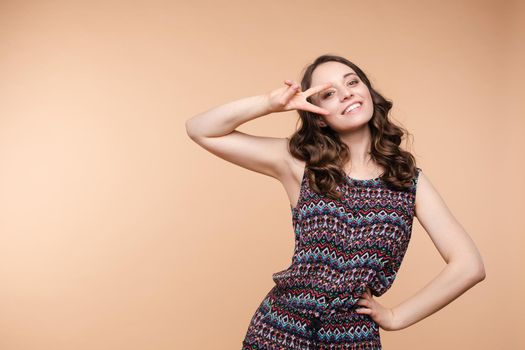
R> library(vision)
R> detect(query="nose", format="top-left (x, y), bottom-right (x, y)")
top-left (340, 87), bottom-right (352, 101)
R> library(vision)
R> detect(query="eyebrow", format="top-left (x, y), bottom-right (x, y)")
top-left (343, 72), bottom-right (357, 79)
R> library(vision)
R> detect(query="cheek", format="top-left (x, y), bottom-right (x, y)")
top-left (322, 100), bottom-right (339, 111)
top-left (366, 99), bottom-right (374, 113)
top-left (364, 90), bottom-right (373, 105)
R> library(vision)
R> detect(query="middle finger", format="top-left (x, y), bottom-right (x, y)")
top-left (304, 82), bottom-right (333, 98)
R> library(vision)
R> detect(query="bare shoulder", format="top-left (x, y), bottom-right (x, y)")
top-left (414, 170), bottom-right (445, 221)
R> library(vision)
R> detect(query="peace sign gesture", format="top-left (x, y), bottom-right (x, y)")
top-left (266, 79), bottom-right (333, 116)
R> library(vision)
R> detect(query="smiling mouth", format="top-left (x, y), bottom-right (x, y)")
top-left (342, 102), bottom-right (363, 115)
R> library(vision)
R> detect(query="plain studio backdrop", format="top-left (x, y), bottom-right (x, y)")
top-left (0, 0), bottom-right (523, 349)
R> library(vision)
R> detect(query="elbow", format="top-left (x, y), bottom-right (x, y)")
top-left (185, 119), bottom-right (198, 139)
top-left (451, 257), bottom-right (486, 284)
top-left (473, 253), bottom-right (487, 282)
top-left (473, 265), bottom-right (486, 283)
top-left (468, 261), bottom-right (486, 283)
top-left (186, 117), bottom-right (210, 141)
top-left (450, 249), bottom-right (486, 283)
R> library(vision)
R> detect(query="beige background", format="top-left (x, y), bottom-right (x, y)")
top-left (1, 0), bottom-right (523, 349)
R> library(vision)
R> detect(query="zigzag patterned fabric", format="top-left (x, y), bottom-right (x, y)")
top-left (242, 166), bottom-right (422, 349)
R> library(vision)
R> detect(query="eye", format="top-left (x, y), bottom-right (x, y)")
top-left (322, 80), bottom-right (359, 99)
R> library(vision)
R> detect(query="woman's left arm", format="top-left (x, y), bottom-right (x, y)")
top-left (391, 170), bottom-right (486, 330)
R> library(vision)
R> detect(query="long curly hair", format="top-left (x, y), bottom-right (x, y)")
top-left (288, 54), bottom-right (419, 199)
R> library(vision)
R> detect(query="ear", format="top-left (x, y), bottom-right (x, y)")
top-left (317, 117), bottom-right (328, 128)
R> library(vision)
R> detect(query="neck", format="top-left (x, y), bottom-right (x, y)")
top-left (339, 125), bottom-right (375, 169)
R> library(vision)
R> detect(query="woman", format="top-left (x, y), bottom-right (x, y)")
top-left (185, 54), bottom-right (486, 349)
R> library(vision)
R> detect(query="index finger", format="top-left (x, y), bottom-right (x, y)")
top-left (303, 82), bottom-right (333, 99)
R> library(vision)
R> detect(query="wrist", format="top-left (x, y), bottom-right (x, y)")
top-left (391, 307), bottom-right (405, 331)
top-left (257, 93), bottom-right (274, 115)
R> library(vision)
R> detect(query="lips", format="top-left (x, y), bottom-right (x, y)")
top-left (342, 101), bottom-right (363, 115)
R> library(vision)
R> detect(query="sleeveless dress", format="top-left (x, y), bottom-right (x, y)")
top-left (242, 166), bottom-right (422, 350)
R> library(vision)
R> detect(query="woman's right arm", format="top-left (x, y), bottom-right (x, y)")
top-left (185, 80), bottom-right (332, 180)
top-left (185, 94), bottom-right (273, 139)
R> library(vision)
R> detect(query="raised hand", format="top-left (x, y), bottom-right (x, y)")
top-left (265, 79), bottom-right (333, 116)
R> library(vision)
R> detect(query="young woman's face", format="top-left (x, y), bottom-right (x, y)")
top-left (309, 61), bottom-right (374, 131)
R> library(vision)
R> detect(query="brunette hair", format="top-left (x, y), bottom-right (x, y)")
top-left (288, 54), bottom-right (419, 199)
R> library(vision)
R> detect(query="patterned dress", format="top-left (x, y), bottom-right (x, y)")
top-left (242, 166), bottom-right (422, 350)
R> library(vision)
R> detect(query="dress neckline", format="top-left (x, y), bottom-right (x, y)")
top-left (345, 170), bottom-right (384, 182)
top-left (346, 174), bottom-right (383, 182)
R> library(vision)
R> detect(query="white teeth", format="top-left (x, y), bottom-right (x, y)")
top-left (344, 102), bottom-right (361, 114)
